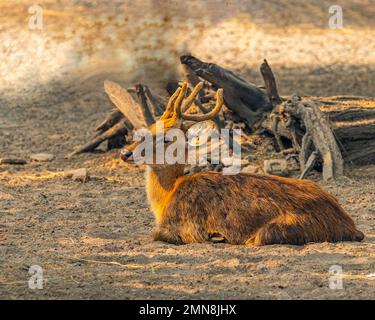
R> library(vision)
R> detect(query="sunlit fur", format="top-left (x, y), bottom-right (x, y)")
top-left (123, 83), bottom-right (364, 246)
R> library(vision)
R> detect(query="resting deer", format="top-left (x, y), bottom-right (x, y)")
top-left (118, 82), bottom-right (364, 245)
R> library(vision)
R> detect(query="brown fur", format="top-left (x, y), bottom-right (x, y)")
top-left (120, 82), bottom-right (364, 246)
top-left (147, 168), bottom-right (364, 245)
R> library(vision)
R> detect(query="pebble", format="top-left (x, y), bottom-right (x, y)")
top-left (64, 168), bottom-right (88, 182)
top-left (241, 165), bottom-right (261, 174)
top-left (214, 164), bottom-right (224, 172)
top-left (0, 158), bottom-right (27, 165)
top-left (263, 159), bottom-right (289, 176)
top-left (190, 166), bottom-right (202, 173)
top-left (30, 153), bottom-right (54, 162)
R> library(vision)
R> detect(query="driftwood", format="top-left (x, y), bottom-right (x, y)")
top-left (71, 55), bottom-right (375, 182)
top-left (182, 55), bottom-right (374, 173)
top-left (180, 55), bottom-right (272, 128)
top-left (257, 60), bottom-right (343, 180)
top-left (135, 84), bottom-right (156, 126)
top-left (262, 96), bottom-right (375, 166)
top-left (69, 118), bottom-right (129, 157)
top-left (142, 85), bottom-right (165, 117)
top-left (299, 150), bottom-right (318, 179)
top-left (283, 95), bottom-right (344, 180)
top-left (70, 81), bottom-right (162, 156)
top-left (104, 80), bottom-right (148, 129)
top-left (260, 59), bottom-right (283, 106)
top-left (95, 108), bottom-right (124, 132)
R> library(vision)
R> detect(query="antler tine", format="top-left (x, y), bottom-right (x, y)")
top-left (173, 82), bottom-right (188, 117)
top-left (182, 89), bottom-right (223, 122)
top-left (160, 87), bottom-right (181, 120)
top-left (181, 82), bottom-right (204, 113)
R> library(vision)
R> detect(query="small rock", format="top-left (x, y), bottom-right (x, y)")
top-left (263, 159), bottom-right (289, 176)
top-left (232, 122), bottom-right (246, 130)
top-left (214, 164), bottom-right (224, 172)
top-left (0, 158), bottom-right (27, 165)
top-left (190, 166), bottom-right (202, 173)
top-left (245, 154), bottom-right (257, 161)
top-left (241, 165), bottom-right (261, 174)
top-left (64, 168), bottom-right (88, 182)
top-left (265, 144), bottom-right (275, 153)
top-left (30, 153), bottom-right (54, 162)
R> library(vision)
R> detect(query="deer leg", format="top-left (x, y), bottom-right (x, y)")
top-left (153, 227), bottom-right (184, 245)
top-left (246, 221), bottom-right (308, 246)
top-left (246, 214), bottom-right (364, 246)
top-left (250, 222), bottom-right (308, 246)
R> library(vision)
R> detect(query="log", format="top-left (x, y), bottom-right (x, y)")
top-left (143, 85), bottom-right (166, 117)
top-left (263, 116), bottom-right (375, 166)
top-left (135, 84), bottom-right (156, 126)
top-left (95, 108), bottom-right (124, 133)
top-left (180, 56), bottom-right (375, 166)
top-left (71, 81), bottom-right (163, 157)
top-left (69, 119), bottom-right (128, 157)
top-left (260, 59), bottom-right (283, 106)
top-left (181, 64), bottom-right (206, 99)
top-left (180, 55), bottom-right (272, 128)
top-left (104, 80), bottom-right (148, 129)
top-left (314, 96), bottom-right (375, 163)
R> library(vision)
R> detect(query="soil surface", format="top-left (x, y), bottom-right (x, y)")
top-left (0, 0), bottom-right (374, 299)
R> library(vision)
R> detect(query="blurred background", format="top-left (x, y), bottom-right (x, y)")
top-left (0, 0), bottom-right (374, 102)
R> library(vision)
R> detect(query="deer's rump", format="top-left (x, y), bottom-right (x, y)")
top-left (160, 172), bottom-right (364, 245)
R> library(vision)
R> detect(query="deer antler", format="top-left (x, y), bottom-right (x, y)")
top-left (160, 87), bottom-right (181, 120)
top-left (161, 81), bottom-right (223, 122)
top-left (181, 82), bottom-right (204, 113)
top-left (181, 87), bottom-right (223, 121)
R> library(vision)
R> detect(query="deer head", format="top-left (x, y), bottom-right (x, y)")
top-left (120, 81), bottom-right (223, 168)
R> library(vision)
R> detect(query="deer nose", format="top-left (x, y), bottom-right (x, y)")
top-left (120, 149), bottom-right (133, 161)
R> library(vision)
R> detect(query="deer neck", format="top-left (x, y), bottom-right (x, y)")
top-left (146, 164), bottom-right (185, 225)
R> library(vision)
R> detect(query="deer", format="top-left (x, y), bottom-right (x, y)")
top-left (117, 81), bottom-right (364, 246)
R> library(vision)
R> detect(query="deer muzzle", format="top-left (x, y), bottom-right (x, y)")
top-left (120, 149), bottom-right (133, 162)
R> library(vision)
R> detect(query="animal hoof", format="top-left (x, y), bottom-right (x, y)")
top-left (209, 233), bottom-right (226, 243)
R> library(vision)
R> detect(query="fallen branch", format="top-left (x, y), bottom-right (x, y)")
top-left (260, 59), bottom-right (283, 106)
top-left (69, 119), bottom-right (128, 157)
top-left (104, 80), bottom-right (148, 129)
top-left (135, 84), bottom-right (156, 126)
top-left (284, 95), bottom-right (344, 180)
top-left (95, 109), bottom-right (124, 133)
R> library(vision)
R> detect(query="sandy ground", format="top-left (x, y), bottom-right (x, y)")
top-left (0, 0), bottom-right (374, 299)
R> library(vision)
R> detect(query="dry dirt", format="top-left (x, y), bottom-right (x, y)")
top-left (0, 0), bottom-right (374, 299)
